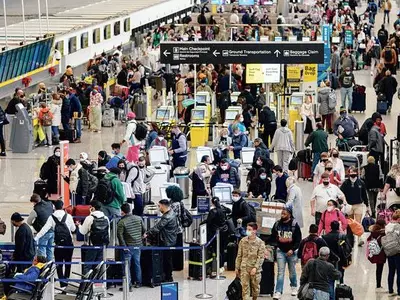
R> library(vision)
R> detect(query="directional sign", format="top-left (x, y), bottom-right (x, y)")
top-left (160, 42), bottom-right (324, 65)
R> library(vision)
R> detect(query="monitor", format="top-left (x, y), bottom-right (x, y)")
top-left (156, 109), bottom-right (170, 121)
top-left (196, 147), bottom-right (214, 163)
top-left (290, 94), bottom-right (303, 106)
top-left (149, 146), bottom-right (169, 165)
top-left (160, 182), bottom-right (180, 200)
top-left (241, 147), bottom-right (255, 165)
top-left (239, 0), bottom-right (255, 4)
top-left (230, 92), bottom-right (240, 103)
top-left (196, 92), bottom-right (209, 105)
top-left (191, 109), bottom-right (205, 121)
top-left (225, 109), bottom-right (239, 121)
top-left (332, 36), bottom-right (340, 44)
top-left (213, 184), bottom-right (233, 204)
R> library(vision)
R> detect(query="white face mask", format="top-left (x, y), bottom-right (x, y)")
top-left (346, 71), bottom-right (351, 75)
top-left (327, 206), bottom-right (334, 212)
top-left (232, 196), bottom-right (240, 202)
top-left (221, 165), bottom-right (228, 171)
top-left (239, 117), bottom-right (244, 122)
top-left (68, 167), bottom-right (73, 171)
top-left (158, 137), bottom-right (164, 141)
top-left (55, 152), bottom-right (61, 157)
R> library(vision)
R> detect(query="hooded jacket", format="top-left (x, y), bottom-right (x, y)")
top-left (14, 263), bottom-right (45, 292)
top-left (270, 126), bottom-right (295, 152)
top-left (104, 172), bottom-right (126, 209)
top-left (271, 218), bottom-right (302, 253)
top-left (318, 87), bottom-right (336, 115)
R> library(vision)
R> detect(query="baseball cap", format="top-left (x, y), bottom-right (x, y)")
top-left (11, 213), bottom-right (24, 222)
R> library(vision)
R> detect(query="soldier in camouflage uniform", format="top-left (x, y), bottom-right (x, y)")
top-left (235, 222), bottom-right (266, 300)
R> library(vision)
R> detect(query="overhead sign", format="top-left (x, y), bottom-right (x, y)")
top-left (246, 64), bottom-right (281, 84)
top-left (303, 64), bottom-right (317, 82)
top-left (160, 42), bottom-right (324, 65)
top-left (286, 66), bottom-right (301, 82)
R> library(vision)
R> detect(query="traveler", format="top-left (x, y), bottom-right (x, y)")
top-left (318, 81), bottom-right (336, 134)
top-left (377, 69), bottom-right (397, 112)
top-left (144, 199), bottom-right (178, 282)
top-left (305, 122), bottom-right (329, 172)
top-left (271, 206), bottom-right (302, 299)
top-left (34, 200), bottom-right (75, 287)
top-left (38, 102), bottom-right (54, 147)
top-left (247, 155), bottom-right (273, 183)
top-left (362, 156), bottom-right (383, 218)
top-left (88, 87), bottom-right (103, 132)
top-left (99, 168), bottom-right (126, 218)
top-left (150, 130), bottom-right (168, 148)
top-left (11, 212), bottom-right (35, 272)
top-left (340, 49), bottom-right (356, 73)
top-left (27, 194), bottom-right (54, 261)
top-left (367, 219), bottom-right (387, 291)
top-left (247, 167), bottom-right (272, 199)
top-left (0, 104), bottom-right (7, 157)
top-left (318, 200), bottom-right (348, 235)
top-left (253, 138), bottom-right (270, 162)
top-left (79, 152), bottom-right (96, 174)
top-left (117, 63), bottom-right (128, 87)
top-left (214, 128), bottom-right (232, 163)
top-left (191, 163), bottom-right (210, 209)
top-left (298, 224), bottom-right (327, 268)
top-left (106, 143), bottom-right (125, 170)
top-left (98, 150), bottom-right (111, 168)
top-left (50, 93), bottom-right (62, 144)
top-left (169, 125), bottom-right (188, 169)
top-left (231, 189), bottom-right (255, 228)
top-left (330, 148), bottom-right (345, 180)
top-left (117, 203), bottom-right (145, 290)
top-left (235, 222), bottom-right (266, 300)
top-left (129, 157), bottom-right (153, 215)
top-left (229, 114), bottom-right (246, 134)
top-left (330, 46), bottom-right (340, 77)
top-left (259, 105), bottom-right (277, 148)
top-left (385, 210), bottom-right (400, 296)
top-left (40, 147), bottom-right (60, 197)
top-left (339, 67), bottom-right (356, 112)
top-left (68, 86), bottom-right (82, 143)
top-left (76, 200), bottom-right (110, 275)
top-left (60, 89), bottom-right (71, 131)
top-left (381, 44), bottom-right (397, 74)
top-left (272, 165), bottom-right (289, 201)
top-left (320, 161), bottom-right (342, 186)
top-left (230, 125), bottom-right (248, 159)
top-left (146, 122), bottom-right (160, 150)
top-left (299, 247), bottom-right (342, 300)
top-left (286, 177), bottom-right (304, 228)
top-left (311, 172), bottom-right (346, 225)
top-left (333, 107), bottom-right (359, 140)
top-left (377, 24), bottom-right (389, 47)
top-left (270, 119), bottom-right (295, 172)
top-left (197, 79), bottom-right (213, 97)
top-left (5, 89), bottom-right (23, 116)
top-left (121, 112), bottom-right (141, 163)
top-left (300, 96), bottom-right (315, 132)
top-left (64, 159), bottom-right (95, 205)
top-left (210, 159), bottom-right (240, 189)
top-left (239, 85), bottom-right (255, 107)
top-left (359, 112), bottom-right (387, 146)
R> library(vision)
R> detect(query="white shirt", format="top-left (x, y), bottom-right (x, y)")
top-left (311, 183), bottom-right (346, 213)
top-left (331, 158), bottom-right (345, 180)
top-left (78, 210), bottom-right (110, 237)
top-left (230, 13), bottom-right (240, 24)
top-left (313, 162), bottom-right (326, 185)
top-left (35, 210), bottom-right (76, 241)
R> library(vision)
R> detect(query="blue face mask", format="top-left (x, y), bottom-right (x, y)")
top-left (260, 175), bottom-right (267, 180)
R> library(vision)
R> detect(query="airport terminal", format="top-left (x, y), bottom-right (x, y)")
top-left (0, 0), bottom-right (400, 299)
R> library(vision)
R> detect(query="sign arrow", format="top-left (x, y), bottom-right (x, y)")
top-left (213, 50), bottom-right (220, 57)
top-left (163, 50), bottom-right (171, 57)
top-left (274, 50), bottom-right (281, 57)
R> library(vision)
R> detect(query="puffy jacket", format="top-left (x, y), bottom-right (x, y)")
top-left (14, 263), bottom-right (45, 292)
top-left (231, 133), bottom-right (248, 159)
top-left (50, 100), bottom-right (62, 126)
top-left (270, 126), bottom-right (295, 152)
top-left (318, 87), bottom-right (336, 115)
top-left (259, 107), bottom-right (277, 125)
top-left (147, 209), bottom-right (178, 246)
top-left (69, 93), bottom-right (82, 118)
top-left (76, 167), bottom-right (90, 197)
top-left (333, 115), bottom-right (359, 139)
top-left (104, 173), bottom-right (126, 209)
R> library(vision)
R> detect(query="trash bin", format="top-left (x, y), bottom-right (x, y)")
top-left (173, 167), bottom-right (190, 199)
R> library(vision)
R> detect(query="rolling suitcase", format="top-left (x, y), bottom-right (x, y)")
top-left (106, 259), bottom-right (123, 288)
top-left (298, 162), bottom-right (312, 180)
top-left (33, 179), bottom-right (47, 199)
top-left (188, 242), bottom-right (213, 280)
top-left (134, 99), bottom-right (146, 121)
top-left (141, 249), bottom-right (163, 287)
top-left (226, 277), bottom-right (242, 300)
top-left (102, 108), bottom-right (115, 127)
top-left (226, 241), bottom-right (238, 271)
top-left (259, 260), bottom-right (275, 296)
top-left (59, 128), bottom-right (77, 143)
top-left (74, 205), bottom-right (90, 241)
top-left (330, 72), bottom-right (339, 90)
top-left (377, 101), bottom-right (388, 115)
top-left (351, 85), bottom-right (366, 112)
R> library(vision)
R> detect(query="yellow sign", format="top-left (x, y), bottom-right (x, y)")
top-left (303, 64), bottom-right (317, 82)
top-left (286, 66), bottom-right (301, 82)
top-left (246, 64), bottom-right (265, 84)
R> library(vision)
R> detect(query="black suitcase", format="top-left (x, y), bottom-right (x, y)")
top-left (134, 99), bottom-right (146, 120)
top-left (259, 260), bottom-right (275, 296)
top-left (351, 90), bottom-right (366, 112)
top-left (141, 249), bottom-right (163, 287)
top-left (335, 283), bottom-right (354, 299)
top-left (226, 241), bottom-right (238, 271)
top-left (188, 243), bottom-right (213, 280)
top-left (226, 277), bottom-right (242, 300)
top-left (33, 179), bottom-right (47, 199)
top-left (59, 128), bottom-right (76, 143)
top-left (106, 260), bottom-right (123, 287)
top-left (172, 233), bottom-right (183, 271)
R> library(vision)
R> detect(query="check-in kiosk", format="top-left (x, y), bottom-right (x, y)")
top-left (288, 92), bottom-right (304, 131)
top-left (239, 147), bottom-right (255, 191)
top-left (190, 107), bottom-right (209, 147)
top-left (230, 92), bottom-right (241, 104)
top-left (195, 146), bottom-right (214, 163)
top-left (224, 106), bottom-right (242, 126)
top-left (155, 106), bottom-right (175, 125)
top-left (10, 103), bottom-right (33, 153)
top-left (195, 91), bottom-right (212, 123)
top-left (148, 146), bottom-right (171, 198)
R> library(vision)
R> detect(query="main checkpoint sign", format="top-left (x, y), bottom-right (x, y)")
top-left (160, 41), bottom-right (324, 65)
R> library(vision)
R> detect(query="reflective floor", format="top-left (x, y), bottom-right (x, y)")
top-left (2, 4), bottom-right (400, 300)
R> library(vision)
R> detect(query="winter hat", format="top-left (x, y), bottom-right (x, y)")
top-left (80, 152), bottom-right (89, 161)
top-left (127, 112), bottom-right (136, 120)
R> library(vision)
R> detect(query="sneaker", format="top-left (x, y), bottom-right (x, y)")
top-left (219, 267), bottom-right (225, 274)
top-left (0, 152), bottom-right (6, 157)
top-left (74, 138), bottom-right (81, 143)
top-left (49, 145), bottom-right (53, 148)
top-left (273, 292), bottom-right (282, 299)
top-left (291, 287), bottom-right (298, 296)
top-left (134, 283), bottom-right (141, 288)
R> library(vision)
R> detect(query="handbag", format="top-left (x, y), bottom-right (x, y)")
top-left (298, 260), bottom-right (316, 300)
top-left (348, 217), bottom-right (364, 236)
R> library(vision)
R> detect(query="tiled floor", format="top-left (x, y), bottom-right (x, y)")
top-left (3, 3), bottom-right (400, 300)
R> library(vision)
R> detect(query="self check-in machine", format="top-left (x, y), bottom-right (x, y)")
top-left (224, 106), bottom-right (242, 126)
top-left (239, 147), bottom-right (255, 191)
top-left (195, 146), bottom-right (214, 163)
top-left (288, 92), bottom-right (304, 131)
top-left (10, 103), bottom-right (33, 153)
top-left (190, 107), bottom-right (209, 147)
top-left (148, 146), bottom-right (171, 198)
top-left (230, 92), bottom-right (241, 104)
top-left (155, 106), bottom-right (175, 125)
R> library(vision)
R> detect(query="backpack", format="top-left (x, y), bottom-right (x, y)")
top-left (95, 177), bottom-right (114, 205)
top-left (301, 239), bottom-right (318, 265)
top-left (240, 201), bottom-right (256, 223)
top-left (226, 277), bottom-right (242, 300)
top-left (384, 49), bottom-right (393, 62)
top-left (180, 202), bottom-right (193, 228)
top-left (328, 89), bottom-right (337, 110)
top-left (367, 237), bottom-right (382, 258)
top-left (42, 110), bottom-right (53, 126)
top-left (87, 173), bottom-right (99, 194)
top-left (381, 230), bottom-right (400, 256)
top-left (39, 161), bottom-right (49, 180)
top-left (53, 214), bottom-right (73, 246)
top-left (370, 2), bottom-right (378, 12)
top-left (90, 215), bottom-right (110, 246)
top-left (125, 164), bottom-right (140, 185)
top-left (132, 121), bottom-right (148, 141)
top-left (337, 235), bottom-right (352, 267)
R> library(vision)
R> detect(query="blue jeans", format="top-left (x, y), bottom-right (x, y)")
top-left (37, 231), bottom-right (54, 261)
top-left (275, 249), bottom-right (298, 294)
top-left (329, 280), bottom-right (335, 300)
top-left (340, 87), bottom-right (353, 111)
top-left (312, 152), bottom-right (321, 174)
top-left (133, 194), bottom-right (144, 216)
top-left (75, 119), bottom-right (82, 138)
top-left (102, 206), bottom-right (121, 219)
top-left (123, 248), bottom-right (142, 285)
top-left (314, 289), bottom-right (330, 300)
top-left (51, 126), bottom-right (59, 138)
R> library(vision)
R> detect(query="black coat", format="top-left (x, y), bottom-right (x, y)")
top-left (379, 75), bottom-right (398, 98)
top-left (44, 155), bottom-right (60, 194)
top-left (248, 177), bottom-right (271, 198)
top-left (191, 173), bottom-right (207, 208)
top-left (14, 223), bottom-right (35, 261)
top-left (363, 163), bottom-right (383, 189)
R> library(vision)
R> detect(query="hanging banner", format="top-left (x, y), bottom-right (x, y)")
top-left (246, 64), bottom-right (281, 84)
top-left (286, 66), bottom-right (301, 82)
top-left (345, 30), bottom-right (353, 46)
top-left (304, 64), bottom-right (318, 82)
top-left (318, 24), bottom-right (332, 82)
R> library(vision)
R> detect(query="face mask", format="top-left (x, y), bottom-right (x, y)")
top-left (222, 135), bottom-right (228, 138)
top-left (349, 174), bottom-right (357, 178)
top-left (325, 167), bottom-right (333, 171)
top-left (158, 137), bottom-right (164, 141)
top-left (246, 230), bottom-right (252, 237)
top-left (346, 71), bottom-right (351, 75)
top-left (232, 196), bottom-right (240, 202)
top-left (221, 165), bottom-right (228, 171)
top-left (327, 206), bottom-right (334, 212)
top-left (323, 181), bottom-right (329, 186)
top-left (234, 132), bottom-right (240, 136)
top-left (80, 158), bottom-right (85, 162)
top-left (55, 152), bottom-right (61, 157)
top-left (260, 175), bottom-right (267, 180)
top-left (332, 153), bottom-right (339, 158)
top-left (112, 150), bottom-right (116, 155)
top-left (68, 167), bottom-right (73, 171)
top-left (239, 117), bottom-right (244, 122)
top-left (138, 164), bottom-right (145, 168)
top-left (340, 113), bottom-right (346, 118)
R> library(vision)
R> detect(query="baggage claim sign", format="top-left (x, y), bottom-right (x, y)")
top-left (160, 42), bottom-right (324, 65)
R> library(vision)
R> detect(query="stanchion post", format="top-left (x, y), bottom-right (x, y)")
top-left (50, 269), bottom-right (55, 299)
top-left (10, 222), bottom-right (14, 243)
top-left (111, 218), bottom-right (117, 247)
top-left (195, 244), bottom-right (213, 299)
top-left (123, 253), bottom-right (130, 299)
top-left (212, 229), bottom-right (225, 281)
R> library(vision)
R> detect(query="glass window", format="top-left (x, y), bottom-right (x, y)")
top-left (93, 28), bottom-right (101, 44)
top-left (114, 21), bottom-right (121, 36)
top-left (104, 24), bottom-right (111, 40)
top-left (124, 18), bottom-right (130, 32)
top-left (55, 41), bottom-right (64, 56)
top-left (81, 32), bottom-right (89, 49)
top-left (68, 37), bottom-right (77, 53)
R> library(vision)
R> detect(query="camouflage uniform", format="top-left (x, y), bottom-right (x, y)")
top-left (235, 236), bottom-right (266, 300)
